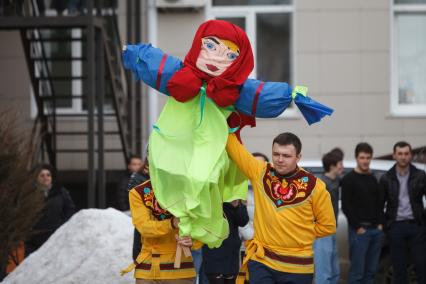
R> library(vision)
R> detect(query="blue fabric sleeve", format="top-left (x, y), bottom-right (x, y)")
top-left (122, 43), bottom-right (183, 95)
top-left (236, 79), bottom-right (293, 118)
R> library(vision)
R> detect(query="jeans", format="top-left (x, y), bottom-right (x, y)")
top-left (314, 234), bottom-right (340, 284)
top-left (191, 248), bottom-right (209, 284)
top-left (347, 227), bottom-right (384, 284)
top-left (248, 260), bottom-right (313, 284)
top-left (388, 221), bottom-right (426, 284)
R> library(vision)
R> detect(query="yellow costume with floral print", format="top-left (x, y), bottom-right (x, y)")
top-left (126, 180), bottom-right (202, 280)
top-left (225, 134), bottom-right (336, 282)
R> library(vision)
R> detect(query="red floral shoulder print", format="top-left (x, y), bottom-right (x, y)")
top-left (134, 180), bottom-right (172, 221)
top-left (262, 164), bottom-right (317, 209)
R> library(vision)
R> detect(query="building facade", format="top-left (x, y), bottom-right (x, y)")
top-left (0, 0), bottom-right (425, 204)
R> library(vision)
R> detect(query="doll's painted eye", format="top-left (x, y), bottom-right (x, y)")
top-left (204, 41), bottom-right (216, 51)
top-left (227, 52), bottom-right (238, 61)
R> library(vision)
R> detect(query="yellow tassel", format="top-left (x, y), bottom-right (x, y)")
top-left (120, 262), bottom-right (136, 276)
top-left (174, 244), bottom-right (183, 268)
top-left (236, 274), bottom-right (246, 284)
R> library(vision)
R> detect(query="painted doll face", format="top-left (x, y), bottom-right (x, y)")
top-left (196, 36), bottom-right (240, 77)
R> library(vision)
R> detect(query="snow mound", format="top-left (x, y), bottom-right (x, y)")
top-left (3, 208), bottom-right (134, 284)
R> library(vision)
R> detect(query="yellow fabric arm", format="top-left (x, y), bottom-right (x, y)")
top-left (312, 179), bottom-right (337, 238)
top-left (129, 188), bottom-right (174, 237)
top-left (226, 134), bottom-right (265, 181)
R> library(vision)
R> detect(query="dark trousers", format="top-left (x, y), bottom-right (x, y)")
top-left (206, 274), bottom-right (235, 284)
top-left (132, 228), bottom-right (141, 261)
top-left (388, 221), bottom-right (426, 284)
top-left (248, 260), bottom-right (313, 284)
top-left (347, 227), bottom-right (384, 284)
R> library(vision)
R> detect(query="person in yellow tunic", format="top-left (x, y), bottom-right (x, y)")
top-left (122, 179), bottom-right (201, 284)
top-left (226, 133), bottom-right (336, 284)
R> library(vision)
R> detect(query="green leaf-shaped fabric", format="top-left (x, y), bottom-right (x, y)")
top-left (149, 92), bottom-right (247, 248)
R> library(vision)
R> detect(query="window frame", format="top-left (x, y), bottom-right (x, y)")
top-left (206, 2), bottom-right (299, 118)
top-left (391, 2), bottom-right (426, 117)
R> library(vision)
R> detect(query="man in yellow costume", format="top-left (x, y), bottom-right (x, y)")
top-left (226, 132), bottom-right (336, 284)
top-left (121, 178), bottom-right (201, 284)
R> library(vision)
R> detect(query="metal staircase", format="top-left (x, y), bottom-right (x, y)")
top-left (0, 0), bottom-right (136, 207)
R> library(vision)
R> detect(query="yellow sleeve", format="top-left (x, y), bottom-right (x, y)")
top-left (129, 188), bottom-right (174, 238)
top-left (226, 134), bottom-right (265, 181)
top-left (192, 240), bottom-right (203, 250)
top-left (312, 179), bottom-right (336, 238)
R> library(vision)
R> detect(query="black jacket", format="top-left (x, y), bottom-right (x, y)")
top-left (202, 202), bottom-right (249, 275)
top-left (118, 171), bottom-right (150, 211)
top-left (116, 172), bottom-right (132, 211)
top-left (25, 184), bottom-right (75, 255)
top-left (379, 164), bottom-right (426, 226)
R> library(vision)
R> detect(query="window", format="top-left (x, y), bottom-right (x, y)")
top-left (207, 0), bottom-right (296, 117)
top-left (392, 0), bottom-right (426, 116)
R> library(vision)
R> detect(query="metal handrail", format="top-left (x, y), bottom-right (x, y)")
top-left (100, 24), bottom-right (130, 160)
top-left (21, 0), bottom-right (57, 167)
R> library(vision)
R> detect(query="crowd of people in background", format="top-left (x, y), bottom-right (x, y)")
top-left (318, 140), bottom-right (425, 284)
top-left (14, 137), bottom-right (424, 284)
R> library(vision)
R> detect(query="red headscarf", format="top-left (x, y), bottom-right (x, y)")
top-left (167, 20), bottom-right (254, 107)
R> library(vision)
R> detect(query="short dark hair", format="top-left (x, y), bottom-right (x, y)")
top-left (355, 142), bottom-right (373, 157)
top-left (272, 132), bottom-right (302, 155)
top-left (329, 147), bottom-right (344, 160)
top-left (393, 141), bottom-right (412, 153)
top-left (127, 154), bottom-right (142, 165)
top-left (322, 152), bottom-right (343, 172)
top-left (252, 152), bottom-right (269, 162)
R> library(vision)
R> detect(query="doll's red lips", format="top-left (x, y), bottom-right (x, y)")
top-left (206, 64), bottom-right (219, 72)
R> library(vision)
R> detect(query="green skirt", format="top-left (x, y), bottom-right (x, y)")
top-left (148, 92), bottom-right (247, 248)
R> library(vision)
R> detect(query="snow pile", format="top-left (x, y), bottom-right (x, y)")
top-left (3, 208), bottom-right (134, 284)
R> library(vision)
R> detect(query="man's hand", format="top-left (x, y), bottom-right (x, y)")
top-left (377, 224), bottom-right (383, 230)
top-left (356, 227), bottom-right (366, 235)
top-left (176, 236), bottom-right (193, 247)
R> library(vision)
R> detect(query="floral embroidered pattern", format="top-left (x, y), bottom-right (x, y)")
top-left (263, 164), bottom-right (316, 208)
top-left (135, 181), bottom-right (172, 220)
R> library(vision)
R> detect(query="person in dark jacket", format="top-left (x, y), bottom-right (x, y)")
top-left (379, 141), bottom-right (426, 284)
top-left (117, 154), bottom-right (143, 211)
top-left (314, 150), bottom-right (344, 284)
top-left (202, 200), bottom-right (249, 284)
top-left (25, 164), bottom-right (75, 256)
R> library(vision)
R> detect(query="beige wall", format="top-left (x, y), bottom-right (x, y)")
top-left (154, 0), bottom-right (426, 160)
top-left (293, 0), bottom-right (426, 159)
top-left (155, 10), bottom-right (206, 108)
top-left (0, 31), bottom-right (33, 133)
